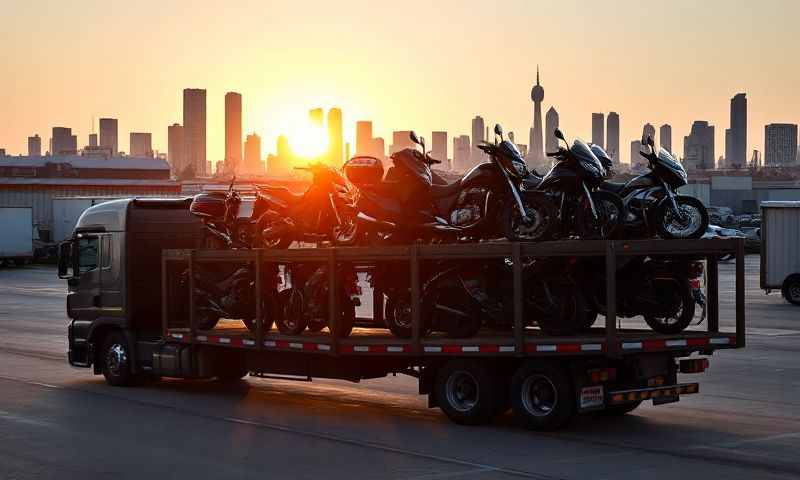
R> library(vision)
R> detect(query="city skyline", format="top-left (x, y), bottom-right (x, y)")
top-left (2, 1), bottom-right (798, 164)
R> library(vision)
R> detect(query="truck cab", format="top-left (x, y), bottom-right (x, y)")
top-left (58, 198), bottom-right (203, 377)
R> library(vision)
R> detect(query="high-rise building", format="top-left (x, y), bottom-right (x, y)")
top-left (309, 108), bottom-right (324, 127)
top-left (51, 127), bottom-right (77, 155)
top-left (659, 124), bottom-right (672, 152)
top-left (270, 134), bottom-right (292, 177)
top-left (88, 133), bottom-right (98, 147)
top-left (592, 113), bottom-right (605, 149)
top-left (0, 149), bottom-right (5, 157)
top-left (327, 108), bottom-right (343, 167)
top-left (183, 88), bottom-right (207, 176)
top-left (545, 106), bottom-right (559, 156)
top-left (356, 121), bottom-right (372, 156)
top-left (471, 116), bottom-right (485, 166)
top-left (244, 133), bottom-right (262, 174)
top-left (130, 132), bottom-right (153, 157)
top-left (431, 131), bottom-right (447, 164)
top-left (642, 123), bottom-right (656, 145)
top-left (391, 130), bottom-right (415, 155)
top-left (606, 112), bottom-right (619, 164)
top-left (27, 135), bottom-right (41, 156)
top-left (727, 93), bottom-right (747, 168)
top-left (453, 135), bottom-right (471, 172)
top-left (683, 121), bottom-right (715, 170)
top-left (528, 67), bottom-right (545, 167)
top-left (630, 140), bottom-right (644, 171)
top-left (225, 92), bottom-right (242, 175)
top-left (168, 123), bottom-right (184, 176)
top-left (99, 118), bottom-right (118, 155)
top-left (764, 123), bottom-right (798, 167)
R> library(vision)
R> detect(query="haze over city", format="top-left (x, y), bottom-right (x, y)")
top-left (2, 0), bottom-right (799, 164)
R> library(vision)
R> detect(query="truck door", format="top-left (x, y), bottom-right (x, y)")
top-left (67, 234), bottom-right (102, 320)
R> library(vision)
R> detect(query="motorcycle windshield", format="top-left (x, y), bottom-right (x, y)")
top-left (656, 149), bottom-right (688, 184)
top-left (590, 144), bottom-right (613, 172)
top-left (393, 149), bottom-right (433, 187)
top-left (572, 139), bottom-right (605, 179)
top-left (496, 140), bottom-right (528, 178)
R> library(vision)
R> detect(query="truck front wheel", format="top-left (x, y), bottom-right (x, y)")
top-left (434, 359), bottom-right (497, 425)
top-left (100, 332), bottom-right (136, 387)
top-left (510, 362), bottom-right (575, 431)
top-left (782, 275), bottom-right (800, 306)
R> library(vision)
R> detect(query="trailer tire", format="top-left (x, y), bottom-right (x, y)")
top-left (782, 275), bottom-right (800, 306)
top-left (510, 362), bottom-right (574, 431)
top-left (100, 331), bottom-right (137, 387)
top-left (435, 359), bottom-right (497, 425)
top-left (599, 401), bottom-right (642, 416)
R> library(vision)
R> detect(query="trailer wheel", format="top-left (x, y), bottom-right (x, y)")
top-left (782, 275), bottom-right (800, 306)
top-left (100, 331), bottom-right (136, 387)
top-left (435, 359), bottom-right (497, 425)
top-left (510, 362), bottom-right (575, 431)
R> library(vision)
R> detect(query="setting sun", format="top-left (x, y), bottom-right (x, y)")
top-left (286, 121), bottom-right (328, 161)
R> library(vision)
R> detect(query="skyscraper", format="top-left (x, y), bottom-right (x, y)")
top-left (642, 123), bottom-right (656, 144)
top-left (727, 93), bottom-right (747, 168)
top-left (129, 132), bottom-right (153, 157)
top-left (471, 115), bottom-right (485, 166)
top-left (27, 135), bottom-right (41, 156)
top-left (99, 118), bottom-right (118, 155)
top-left (225, 92), bottom-right (242, 175)
top-left (528, 67), bottom-right (544, 167)
top-left (453, 135), bottom-right (471, 172)
top-left (183, 88), bottom-right (207, 176)
top-left (88, 133), bottom-right (98, 147)
top-left (683, 121), bottom-right (715, 170)
top-left (764, 123), bottom-right (798, 167)
top-left (356, 121), bottom-right (372, 156)
top-left (391, 130), bottom-right (415, 155)
top-left (244, 133), bottom-right (262, 174)
top-left (545, 106), bottom-right (559, 155)
top-left (327, 108), bottom-right (343, 166)
top-left (51, 127), bottom-right (77, 155)
top-left (309, 108), bottom-right (324, 127)
top-left (431, 131), bottom-right (447, 164)
top-left (607, 112), bottom-right (619, 164)
top-left (630, 140), bottom-right (644, 171)
top-left (592, 113), bottom-right (605, 149)
top-left (659, 124), bottom-right (672, 152)
top-left (168, 123), bottom-right (184, 176)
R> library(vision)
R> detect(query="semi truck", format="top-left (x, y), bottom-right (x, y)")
top-left (58, 198), bottom-right (745, 430)
top-left (760, 201), bottom-right (800, 305)
top-left (0, 207), bottom-right (34, 265)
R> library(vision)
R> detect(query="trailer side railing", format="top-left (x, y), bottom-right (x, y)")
top-left (161, 238), bottom-right (746, 358)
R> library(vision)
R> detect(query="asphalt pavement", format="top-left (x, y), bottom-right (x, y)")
top-left (1, 256), bottom-right (799, 479)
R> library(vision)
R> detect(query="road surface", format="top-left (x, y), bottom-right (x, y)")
top-left (1, 256), bottom-right (799, 479)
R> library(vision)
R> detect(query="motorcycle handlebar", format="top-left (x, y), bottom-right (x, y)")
top-left (546, 151), bottom-right (560, 157)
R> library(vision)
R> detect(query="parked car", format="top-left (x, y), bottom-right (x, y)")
top-left (707, 206), bottom-right (735, 226)
top-left (741, 227), bottom-right (761, 253)
top-left (702, 224), bottom-right (745, 261)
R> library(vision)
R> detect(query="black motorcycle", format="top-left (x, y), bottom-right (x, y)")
top-left (530, 129), bottom-right (625, 239)
top-left (600, 136), bottom-right (708, 239)
top-left (354, 127), bottom-right (556, 243)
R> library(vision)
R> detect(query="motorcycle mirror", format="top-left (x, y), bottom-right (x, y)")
top-left (554, 128), bottom-right (567, 145)
top-left (419, 136), bottom-right (426, 152)
top-left (646, 135), bottom-right (655, 148)
top-left (409, 131), bottom-right (421, 146)
top-left (494, 123), bottom-right (504, 138)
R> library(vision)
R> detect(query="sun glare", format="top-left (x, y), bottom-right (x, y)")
top-left (286, 122), bottom-right (329, 161)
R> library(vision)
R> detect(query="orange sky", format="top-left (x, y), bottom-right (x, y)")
top-left (1, 0), bottom-right (799, 164)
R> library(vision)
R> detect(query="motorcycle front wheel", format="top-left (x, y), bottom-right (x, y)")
top-left (504, 193), bottom-right (557, 242)
top-left (527, 280), bottom-right (585, 336)
top-left (654, 196), bottom-right (709, 239)
top-left (575, 191), bottom-right (624, 240)
top-left (275, 288), bottom-right (308, 335)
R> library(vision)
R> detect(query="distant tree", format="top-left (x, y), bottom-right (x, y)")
top-left (177, 164), bottom-right (196, 181)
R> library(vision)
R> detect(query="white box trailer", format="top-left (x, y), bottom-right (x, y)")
top-left (0, 207), bottom-right (33, 263)
top-left (52, 197), bottom-right (120, 242)
top-left (760, 201), bottom-right (800, 305)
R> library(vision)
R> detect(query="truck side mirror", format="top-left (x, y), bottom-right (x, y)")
top-left (57, 240), bottom-right (75, 279)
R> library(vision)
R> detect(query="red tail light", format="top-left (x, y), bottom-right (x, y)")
top-left (588, 367), bottom-right (617, 384)
top-left (680, 358), bottom-right (709, 374)
top-left (688, 261), bottom-right (704, 278)
top-left (690, 278), bottom-right (701, 289)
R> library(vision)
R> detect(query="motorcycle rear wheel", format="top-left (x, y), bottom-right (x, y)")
top-left (527, 280), bottom-right (585, 336)
top-left (275, 288), bottom-right (308, 335)
top-left (575, 192), bottom-right (624, 240)
top-left (642, 279), bottom-right (695, 334)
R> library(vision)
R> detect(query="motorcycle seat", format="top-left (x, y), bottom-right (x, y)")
top-left (258, 185), bottom-right (304, 204)
top-left (429, 181), bottom-right (462, 200)
top-left (601, 181), bottom-right (627, 195)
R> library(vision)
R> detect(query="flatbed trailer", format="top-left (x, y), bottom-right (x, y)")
top-left (61, 199), bottom-right (745, 430)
